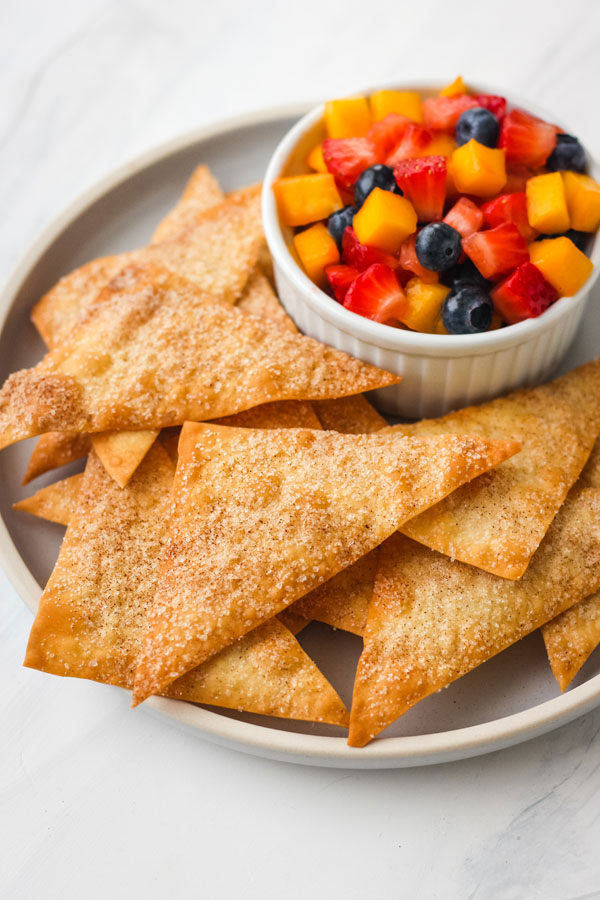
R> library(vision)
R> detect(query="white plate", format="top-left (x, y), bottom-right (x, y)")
top-left (2, 107), bottom-right (600, 769)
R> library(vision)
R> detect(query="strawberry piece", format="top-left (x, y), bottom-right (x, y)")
top-left (423, 94), bottom-right (478, 132)
top-left (399, 234), bottom-right (439, 283)
top-left (481, 193), bottom-right (537, 240)
top-left (322, 137), bottom-right (378, 190)
top-left (343, 263), bottom-right (407, 324)
top-left (385, 123), bottom-right (432, 165)
top-left (474, 94), bottom-right (507, 124)
top-left (443, 197), bottom-right (483, 238)
top-left (492, 262), bottom-right (559, 323)
top-left (367, 113), bottom-right (412, 159)
top-left (463, 223), bottom-right (530, 280)
top-left (393, 156), bottom-right (447, 222)
top-left (504, 165), bottom-right (538, 194)
top-left (341, 227), bottom-right (398, 271)
top-left (325, 264), bottom-right (359, 302)
top-left (498, 109), bottom-right (558, 168)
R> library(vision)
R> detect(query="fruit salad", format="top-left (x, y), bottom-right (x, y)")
top-left (273, 79), bottom-right (600, 335)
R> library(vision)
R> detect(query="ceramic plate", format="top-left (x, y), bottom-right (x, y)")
top-left (2, 107), bottom-right (600, 768)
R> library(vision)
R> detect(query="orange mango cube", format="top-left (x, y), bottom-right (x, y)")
top-left (273, 174), bottom-right (343, 227)
top-left (426, 133), bottom-right (457, 158)
top-left (293, 223), bottom-right (340, 287)
top-left (306, 143), bottom-right (328, 173)
top-left (353, 188), bottom-right (418, 253)
top-left (562, 171), bottom-right (600, 232)
top-left (525, 172), bottom-right (570, 233)
top-left (402, 278), bottom-right (450, 332)
top-left (451, 140), bottom-right (506, 197)
top-left (370, 90), bottom-right (424, 123)
top-left (324, 96), bottom-right (371, 138)
top-left (439, 76), bottom-right (467, 98)
top-left (529, 237), bottom-right (593, 296)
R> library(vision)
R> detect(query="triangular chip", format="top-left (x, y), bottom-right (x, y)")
top-left (23, 446), bottom-right (348, 726)
top-left (236, 271), bottom-right (296, 332)
top-left (312, 395), bottom-right (387, 435)
top-left (151, 164), bottom-right (224, 243)
top-left (0, 265), bottom-right (399, 450)
top-left (23, 431), bottom-right (91, 484)
top-left (14, 473), bottom-right (83, 526)
top-left (90, 429), bottom-right (158, 489)
top-left (349, 486), bottom-right (600, 746)
top-left (387, 360), bottom-right (600, 579)
top-left (132, 422), bottom-right (520, 703)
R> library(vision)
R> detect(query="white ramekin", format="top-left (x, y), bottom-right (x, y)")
top-left (262, 82), bottom-right (600, 418)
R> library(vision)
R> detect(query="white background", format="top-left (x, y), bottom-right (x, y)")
top-left (2, 1), bottom-right (600, 897)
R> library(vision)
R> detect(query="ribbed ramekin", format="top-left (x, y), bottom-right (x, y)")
top-left (262, 82), bottom-right (600, 418)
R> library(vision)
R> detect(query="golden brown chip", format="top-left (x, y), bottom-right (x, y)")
top-left (312, 395), bottom-right (387, 435)
top-left (90, 430), bottom-right (158, 489)
top-left (236, 271), bottom-right (296, 332)
top-left (0, 265), bottom-right (400, 450)
top-left (213, 399), bottom-right (321, 430)
top-left (151, 165), bottom-right (224, 243)
top-left (14, 473), bottom-right (83, 526)
top-left (386, 360), bottom-right (600, 579)
top-left (292, 551), bottom-right (376, 636)
top-left (23, 431), bottom-right (91, 484)
top-left (132, 422), bottom-right (520, 704)
top-left (349, 487), bottom-right (600, 747)
top-left (542, 591), bottom-right (600, 691)
top-left (23, 446), bottom-right (348, 726)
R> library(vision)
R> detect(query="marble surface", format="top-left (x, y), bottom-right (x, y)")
top-left (2, 1), bottom-right (600, 897)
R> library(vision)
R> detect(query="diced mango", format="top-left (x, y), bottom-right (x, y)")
top-left (525, 172), bottom-right (570, 233)
top-left (306, 143), bottom-right (328, 173)
top-left (293, 223), bottom-right (340, 287)
top-left (273, 174), bottom-right (343, 227)
top-left (529, 237), bottom-right (593, 296)
top-left (451, 140), bottom-right (506, 197)
top-left (433, 317), bottom-right (449, 334)
top-left (324, 96), bottom-right (371, 138)
top-left (353, 188), bottom-right (418, 253)
top-left (562, 171), bottom-right (600, 232)
top-left (426, 133), bottom-right (457, 158)
top-left (402, 278), bottom-right (450, 332)
top-left (370, 90), bottom-right (424, 124)
top-left (439, 76), bottom-right (467, 98)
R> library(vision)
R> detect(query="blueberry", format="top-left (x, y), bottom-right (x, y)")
top-left (442, 285), bottom-right (493, 334)
top-left (441, 259), bottom-right (492, 291)
top-left (455, 107), bottom-right (500, 148)
top-left (546, 134), bottom-right (586, 173)
top-left (536, 229), bottom-right (589, 253)
top-left (327, 205), bottom-right (356, 250)
top-left (415, 223), bottom-right (462, 272)
top-left (353, 165), bottom-right (402, 208)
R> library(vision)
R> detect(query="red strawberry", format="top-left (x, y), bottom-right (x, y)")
top-left (443, 197), bottom-right (483, 238)
top-left (385, 123), bottom-right (432, 164)
top-left (504, 165), bottom-right (538, 193)
top-left (367, 113), bottom-right (412, 159)
top-left (498, 109), bottom-right (558, 168)
top-left (399, 234), bottom-right (439, 283)
top-left (481, 193), bottom-right (537, 241)
top-left (322, 137), bottom-right (378, 190)
top-left (492, 262), bottom-right (558, 323)
top-left (341, 227), bottom-right (398, 271)
top-left (393, 156), bottom-right (447, 222)
top-left (474, 94), bottom-right (507, 124)
top-left (343, 263), bottom-right (407, 324)
top-left (463, 223), bottom-right (530, 280)
top-left (326, 264), bottom-right (359, 302)
top-left (423, 94), bottom-right (478, 132)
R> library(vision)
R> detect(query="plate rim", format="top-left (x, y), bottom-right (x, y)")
top-left (2, 104), bottom-right (600, 768)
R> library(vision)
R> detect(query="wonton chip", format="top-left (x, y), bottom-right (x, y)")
top-left (132, 422), bottom-right (520, 704)
top-left (23, 431), bottom-right (91, 484)
top-left (387, 360), bottom-right (600, 579)
top-left (349, 487), bottom-right (600, 746)
top-left (23, 446), bottom-right (348, 726)
top-left (90, 430), bottom-right (158, 489)
top-left (312, 395), bottom-right (387, 435)
top-left (14, 473), bottom-right (83, 526)
top-left (0, 265), bottom-right (400, 450)
top-left (151, 165), bottom-right (224, 242)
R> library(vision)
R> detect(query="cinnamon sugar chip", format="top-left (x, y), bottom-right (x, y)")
top-left (292, 551), bottom-right (377, 636)
top-left (132, 422), bottom-right (520, 703)
top-left (386, 360), bottom-right (600, 579)
top-left (23, 447), bottom-right (348, 726)
top-left (90, 430), bottom-right (158, 488)
top-left (349, 487), bottom-right (600, 747)
top-left (14, 473), bottom-right (83, 526)
top-left (236, 271), bottom-right (296, 332)
top-left (0, 265), bottom-right (399, 449)
top-left (23, 431), bottom-right (91, 484)
top-left (313, 395), bottom-right (387, 435)
top-left (542, 590), bottom-right (600, 691)
top-left (151, 165), bottom-right (224, 242)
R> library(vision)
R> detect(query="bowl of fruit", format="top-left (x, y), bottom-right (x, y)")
top-left (262, 78), bottom-right (600, 417)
